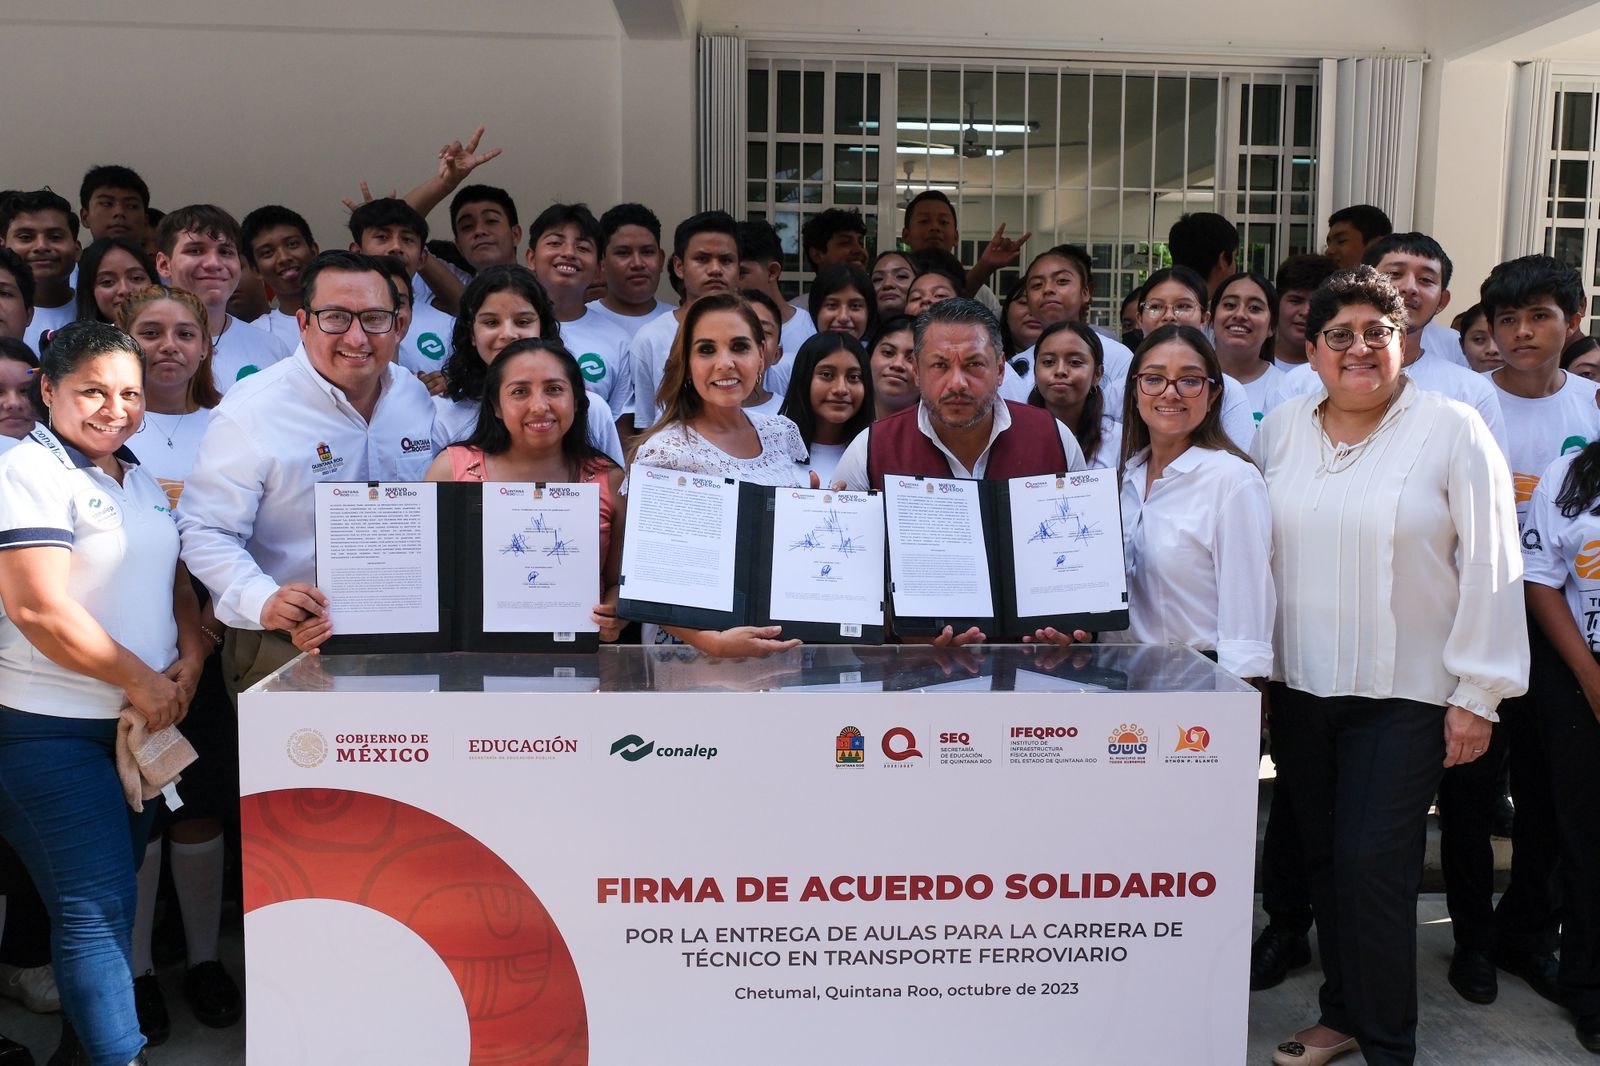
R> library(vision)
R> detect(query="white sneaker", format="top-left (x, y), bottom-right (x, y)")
top-left (0, 962), bottom-right (60, 1013)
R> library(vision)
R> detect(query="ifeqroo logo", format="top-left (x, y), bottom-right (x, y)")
top-left (286, 728), bottom-right (329, 768)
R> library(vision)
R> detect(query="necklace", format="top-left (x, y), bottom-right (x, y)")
top-left (1313, 384), bottom-right (1402, 477)
top-left (141, 411), bottom-right (188, 449)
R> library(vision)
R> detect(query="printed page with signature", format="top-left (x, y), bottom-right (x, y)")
top-left (480, 483), bottom-right (601, 635)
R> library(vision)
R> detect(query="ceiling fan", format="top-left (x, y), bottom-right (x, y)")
top-left (897, 99), bottom-right (1086, 158)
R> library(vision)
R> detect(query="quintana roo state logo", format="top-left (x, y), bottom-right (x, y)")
top-left (243, 789), bottom-right (588, 1064)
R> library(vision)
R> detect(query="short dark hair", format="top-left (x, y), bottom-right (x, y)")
top-left (903, 190), bottom-right (957, 226)
top-left (867, 313), bottom-right (916, 354)
top-left (599, 202), bottom-right (661, 248)
top-left (1026, 243), bottom-right (1094, 290)
top-left (674, 210), bottom-right (739, 263)
top-left (909, 249), bottom-right (967, 292)
top-left (78, 165), bottom-right (149, 211)
top-left (1479, 254), bottom-right (1585, 321)
top-left (528, 202), bottom-right (603, 251)
top-left (157, 204), bottom-right (240, 257)
top-left (912, 296), bottom-right (1002, 361)
top-left (39, 320), bottom-right (142, 384)
top-left (740, 287), bottom-right (782, 329)
top-left (1305, 266), bottom-right (1408, 339)
top-left (371, 256), bottom-right (414, 307)
top-left (779, 331), bottom-right (875, 448)
top-left (348, 197), bottom-right (428, 246)
top-left (442, 265), bottom-right (558, 408)
top-left (300, 250), bottom-right (402, 313)
top-left (461, 337), bottom-right (604, 473)
top-left (1167, 213), bottom-right (1239, 276)
top-left (1328, 204), bottom-right (1392, 243)
top-left (240, 205), bottom-right (314, 267)
top-left (74, 237), bottom-right (158, 323)
top-left (1, 190), bottom-right (79, 241)
top-left (1361, 231), bottom-right (1453, 289)
top-left (1274, 253), bottom-right (1338, 295)
top-left (801, 209), bottom-right (867, 272)
top-left (450, 184), bottom-right (519, 230)
top-left (0, 247), bottom-right (35, 311)
top-left (736, 219), bottom-right (783, 265)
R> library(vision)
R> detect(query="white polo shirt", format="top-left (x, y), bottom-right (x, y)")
top-left (177, 349), bottom-right (438, 629)
top-left (558, 308), bottom-right (633, 414)
top-left (831, 400), bottom-right (1087, 490)
top-left (213, 314), bottom-right (292, 394)
top-left (0, 426), bottom-right (180, 718)
top-left (397, 298), bottom-right (457, 377)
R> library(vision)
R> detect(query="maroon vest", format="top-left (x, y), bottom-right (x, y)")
top-left (867, 401), bottom-right (1069, 489)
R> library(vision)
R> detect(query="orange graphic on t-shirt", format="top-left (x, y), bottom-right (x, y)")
top-left (1514, 473), bottom-right (1540, 504)
top-left (1575, 540), bottom-right (1600, 579)
top-left (155, 477), bottom-right (184, 510)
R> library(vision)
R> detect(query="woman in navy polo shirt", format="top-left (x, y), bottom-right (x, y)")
top-left (0, 321), bottom-right (208, 1066)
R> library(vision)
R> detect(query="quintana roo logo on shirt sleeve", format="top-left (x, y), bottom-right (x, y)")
top-left (1576, 540), bottom-right (1600, 580)
top-left (577, 352), bottom-right (606, 383)
top-left (73, 491), bottom-right (122, 531)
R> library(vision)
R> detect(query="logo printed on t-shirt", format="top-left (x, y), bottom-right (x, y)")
top-left (74, 492), bottom-right (122, 531)
top-left (577, 352), bottom-right (606, 383)
top-left (236, 364), bottom-right (261, 381)
top-left (1562, 434), bottom-right (1589, 457)
top-left (417, 333), bottom-right (446, 362)
top-left (1576, 540), bottom-right (1600, 580)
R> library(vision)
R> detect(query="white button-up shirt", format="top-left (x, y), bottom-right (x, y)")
top-left (177, 349), bottom-right (438, 629)
top-left (832, 400), bottom-right (1087, 490)
top-left (1103, 445), bottom-right (1275, 678)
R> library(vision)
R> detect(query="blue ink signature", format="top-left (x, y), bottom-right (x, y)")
top-left (820, 564), bottom-right (833, 577)
top-left (500, 533), bottom-right (531, 556)
top-left (526, 570), bottom-right (540, 585)
top-left (789, 529), bottom-right (825, 551)
top-left (545, 534), bottom-right (579, 562)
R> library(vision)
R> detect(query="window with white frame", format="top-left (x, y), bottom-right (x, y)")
top-left (741, 51), bottom-right (1320, 324)
top-left (1540, 77), bottom-right (1600, 336)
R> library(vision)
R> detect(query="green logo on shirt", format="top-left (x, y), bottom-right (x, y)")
top-left (1562, 435), bottom-right (1589, 456)
top-left (236, 365), bottom-right (261, 381)
top-left (417, 333), bottom-right (446, 361)
top-left (578, 352), bottom-right (605, 383)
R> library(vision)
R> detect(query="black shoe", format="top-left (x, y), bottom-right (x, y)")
top-left (1447, 946), bottom-right (1498, 1004)
top-left (1492, 793), bottom-right (1515, 838)
top-left (1576, 1013), bottom-right (1600, 1054)
top-left (45, 1019), bottom-right (81, 1066)
top-left (182, 959), bottom-right (242, 1028)
top-left (1251, 926), bottom-right (1312, 991)
top-left (0, 1033), bottom-right (35, 1066)
top-left (1495, 946), bottom-right (1566, 1005)
top-left (132, 971), bottom-right (170, 1046)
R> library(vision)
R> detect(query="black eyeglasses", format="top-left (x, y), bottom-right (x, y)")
top-left (1317, 324), bottom-right (1398, 351)
top-left (1135, 373), bottom-right (1213, 398)
top-left (307, 308), bottom-right (398, 335)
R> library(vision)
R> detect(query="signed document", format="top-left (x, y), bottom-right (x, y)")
top-left (618, 466), bottom-right (740, 613)
top-left (481, 483), bottom-right (601, 635)
top-left (1005, 471), bottom-right (1126, 620)
top-left (768, 487), bottom-right (884, 634)
top-left (314, 482), bottom-right (440, 635)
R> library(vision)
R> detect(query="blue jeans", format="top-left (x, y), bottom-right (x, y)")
top-left (0, 706), bottom-right (158, 1066)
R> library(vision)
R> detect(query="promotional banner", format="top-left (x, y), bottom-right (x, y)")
top-left (240, 673), bottom-right (1257, 1064)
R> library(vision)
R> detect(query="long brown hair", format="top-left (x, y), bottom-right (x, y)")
top-left (1118, 323), bottom-right (1253, 481)
top-left (631, 292), bottom-right (764, 457)
top-left (116, 284), bottom-right (223, 410)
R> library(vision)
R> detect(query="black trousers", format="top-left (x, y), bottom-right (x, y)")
top-left (1494, 630), bottom-right (1564, 956)
top-left (1261, 750), bottom-right (1314, 934)
top-left (1436, 720), bottom-right (1509, 950)
top-left (1271, 685), bottom-right (1446, 1066)
top-left (1518, 646), bottom-right (1600, 1018)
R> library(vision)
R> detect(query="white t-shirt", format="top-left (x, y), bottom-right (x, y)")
top-left (1103, 445), bottom-right (1275, 679)
top-left (1421, 321), bottom-right (1468, 368)
top-left (1002, 337), bottom-right (1136, 407)
top-left (397, 299), bottom-right (456, 377)
top-left (585, 299), bottom-right (674, 339)
top-left (22, 302), bottom-right (75, 357)
top-left (431, 393), bottom-right (626, 468)
top-left (213, 314), bottom-right (291, 393)
top-left (0, 426), bottom-right (180, 718)
top-left (1238, 364), bottom-right (1287, 441)
top-left (129, 408), bottom-right (215, 509)
top-left (1490, 370), bottom-right (1600, 529)
top-left (1085, 415), bottom-right (1122, 471)
top-left (559, 308), bottom-right (633, 414)
top-left (1522, 449), bottom-right (1600, 650)
top-left (806, 441), bottom-right (849, 487)
top-left (778, 307), bottom-right (816, 374)
top-left (744, 392), bottom-right (786, 417)
top-left (626, 308), bottom-right (682, 426)
top-left (250, 307), bottom-right (300, 348)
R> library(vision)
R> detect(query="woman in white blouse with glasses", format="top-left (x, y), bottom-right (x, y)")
top-left (1252, 267), bottom-right (1527, 1066)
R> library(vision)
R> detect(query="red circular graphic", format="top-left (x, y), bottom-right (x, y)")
top-left (243, 788), bottom-right (588, 1065)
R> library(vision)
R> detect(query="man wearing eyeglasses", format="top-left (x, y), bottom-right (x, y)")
top-left (178, 250), bottom-right (438, 692)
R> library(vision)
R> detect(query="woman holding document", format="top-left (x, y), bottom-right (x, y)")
top-left (1101, 323), bottom-right (1274, 681)
top-left (423, 338), bottom-right (625, 641)
top-left (0, 320), bottom-right (208, 1066)
top-left (625, 292), bottom-right (811, 656)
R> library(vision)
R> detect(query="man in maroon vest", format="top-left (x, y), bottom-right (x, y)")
top-left (833, 297), bottom-right (1085, 491)
top-left (833, 298), bottom-right (1087, 646)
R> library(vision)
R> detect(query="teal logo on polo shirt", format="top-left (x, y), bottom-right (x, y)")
top-left (236, 365), bottom-right (261, 382)
top-left (417, 333), bottom-right (446, 362)
top-left (578, 352), bottom-right (606, 383)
